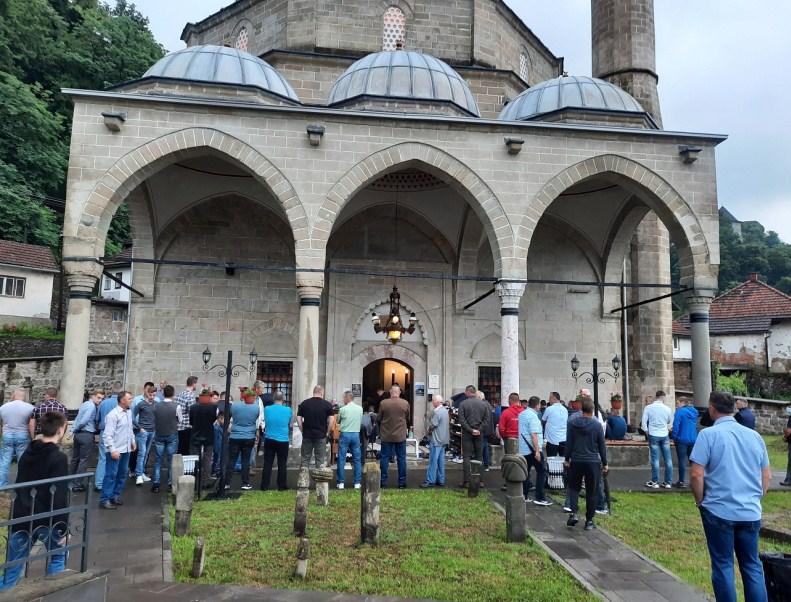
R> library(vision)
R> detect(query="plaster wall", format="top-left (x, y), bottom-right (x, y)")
top-left (0, 267), bottom-right (54, 321)
top-left (711, 333), bottom-right (766, 369)
top-left (673, 335), bottom-right (691, 360)
top-left (768, 321), bottom-right (791, 373)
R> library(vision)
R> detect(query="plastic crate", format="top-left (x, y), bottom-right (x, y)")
top-left (182, 455), bottom-right (199, 475)
top-left (546, 456), bottom-right (565, 490)
top-left (761, 552), bottom-right (791, 602)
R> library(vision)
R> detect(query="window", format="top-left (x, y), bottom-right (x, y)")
top-left (114, 272), bottom-right (122, 290)
top-left (0, 275), bottom-right (25, 298)
top-left (519, 51), bottom-right (529, 82)
top-left (103, 277), bottom-right (111, 291)
top-left (477, 365), bottom-right (501, 406)
top-left (257, 361), bottom-right (293, 405)
top-left (235, 26), bottom-right (249, 52)
top-left (111, 310), bottom-right (126, 322)
top-left (382, 6), bottom-right (406, 51)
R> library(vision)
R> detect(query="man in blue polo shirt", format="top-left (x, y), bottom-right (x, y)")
top-left (690, 390), bottom-right (771, 602)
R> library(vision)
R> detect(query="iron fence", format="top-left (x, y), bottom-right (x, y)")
top-left (0, 472), bottom-right (92, 588)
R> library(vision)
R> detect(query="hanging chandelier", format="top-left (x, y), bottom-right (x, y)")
top-left (371, 286), bottom-right (416, 344)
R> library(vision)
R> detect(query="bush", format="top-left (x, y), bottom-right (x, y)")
top-left (0, 322), bottom-right (64, 340)
top-left (714, 367), bottom-right (749, 396)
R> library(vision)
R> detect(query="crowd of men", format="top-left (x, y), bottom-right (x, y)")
top-left (1, 379), bottom-right (790, 599)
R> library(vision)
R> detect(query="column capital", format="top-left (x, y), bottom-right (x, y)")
top-left (66, 272), bottom-right (99, 296)
top-left (685, 292), bottom-right (714, 315)
top-left (297, 284), bottom-right (323, 306)
top-left (496, 281), bottom-right (525, 313)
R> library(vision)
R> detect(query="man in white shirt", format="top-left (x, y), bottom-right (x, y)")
top-left (542, 392), bottom-right (568, 457)
top-left (100, 391), bottom-right (136, 509)
top-left (641, 390), bottom-right (673, 489)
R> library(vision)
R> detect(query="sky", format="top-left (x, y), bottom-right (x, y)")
top-left (129, 0), bottom-right (791, 242)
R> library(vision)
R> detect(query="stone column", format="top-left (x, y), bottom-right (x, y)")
top-left (296, 283), bottom-right (322, 408)
top-left (687, 295), bottom-right (713, 408)
top-left (60, 272), bottom-right (99, 410)
top-left (497, 282), bottom-right (525, 406)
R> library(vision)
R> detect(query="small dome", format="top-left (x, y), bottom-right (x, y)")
top-left (143, 45), bottom-right (299, 102)
top-left (500, 75), bottom-right (644, 121)
top-left (328, 51), bottom-right (480, 117)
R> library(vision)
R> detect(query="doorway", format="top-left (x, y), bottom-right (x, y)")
top-left (362, 358), bottom-right (413, 421)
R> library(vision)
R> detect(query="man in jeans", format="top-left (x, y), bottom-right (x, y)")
top-left (458, 385), bottom-right (490, 489)
top-left (94, 381), bottom-right (121, 491)
top-left (691, 391), bottom-right (771, 602)
top-left (671, 397), bottom-right (698, 488)
top-left (132, 384), bottom-right (157, 485)
top-left (0, 389), bottom-right (34, 487)
top-left (379, 385), bottom-right (410, 488)
top-left (519, 396), bottom-right (552, 506)
top-left (151, 385), bottom-right (179, 494)
top-left (336, 390), bottom-right (363, 490)
top-left (225, 392), bottom-right (261, 490)
top-left (176, 376), bottom-right (198, 456)
top-left (69, 388), bottom-right (104, 491)
top-left (421, 395), bottom-right (448, 488)
top-left (297, 385), bottom-right (334, 468)
top-left (641, 390), bottom-right (673, 489)
top-left (100, 391), bottom-right (136, 509)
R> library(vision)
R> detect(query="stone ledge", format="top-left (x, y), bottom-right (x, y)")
top-left (0, 569), bottom-right (108, 602)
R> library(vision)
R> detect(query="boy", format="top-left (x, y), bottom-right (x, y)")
top-left (2, 412), bottom-right (70, 590)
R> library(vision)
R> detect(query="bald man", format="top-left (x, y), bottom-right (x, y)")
top-left (0, 389), bottom-right (34, 486)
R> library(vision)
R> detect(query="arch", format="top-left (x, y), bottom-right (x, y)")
top-left (231, 19), bottom-right (253, 52)
top-left (380, 0), bottom-right (414, 19)
top-left (520, 154), bottom-right (713, 289)
top-left (66, 127), bottom-right (307, 258)
top-left (471, 327), bottom-right (526, 361)
top-left (314, 142), bottom-right (517, 278)
top-left (382, 5), bottom-right (406, 51)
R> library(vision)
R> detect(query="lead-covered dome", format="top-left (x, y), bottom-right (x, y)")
top-left (142, 44), bottom-right (299, 102)
top-left (500, 75), bottom-right (648, 124)
top-left (328, 50), bottom-right (480, 117)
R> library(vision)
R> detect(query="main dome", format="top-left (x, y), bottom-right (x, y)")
top-left (499, 75), bottom-right (645, 121)
top-left (328, 50), bottom-right (480, 117)
top-left (142, 45), bottom-right (299, 102)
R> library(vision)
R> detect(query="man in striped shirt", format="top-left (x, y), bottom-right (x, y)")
top-left (176, 376), bottom-right (198, 456)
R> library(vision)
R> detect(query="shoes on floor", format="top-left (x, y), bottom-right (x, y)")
top-left (397, 484), bottom-right (407, 489)
top-left (566, 513), bottom-right (579, 527)
top-left (141, 474), bottom-right (151, 482)
top-left (595, 508), bottom-right (609, 515)
top-left (562, 506), bottom-right (572, 513)
top-left (484, 467), bottom-right (491, 472)
top-left (112, 498), bottom-right (123, 506)
top-left (354, 483), bottom-right (361, 490)
top-left (337, 483), bottom-right (345, 490)
top-left (645, 481), bottom-right (660, 489)
top-left (241, 484), bottom-right (253, 490)
top-left (420, 483), bottom-right (433, 488)
top-left (674, 481), bottom-right (687, 488)
top-left (99, 501), bottom-right (116, 510)
top-left (151, 484), bottom-right (160, 493)
top-left (662, 482), bottom-right (673, 489)
top-left (584, 520), bottom-right (597, 531)
top-left (435, 483), bottom-right (445, 488)
top-left (224, 484), bottom-right (231, 490)
top-left (136, 476), bottom-right (144, 486)
top-left (533, 499), bottom-right (553, 506)
top-left (780, 481), bottom-right (791, 487)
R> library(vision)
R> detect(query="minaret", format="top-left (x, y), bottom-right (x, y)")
top-left (591, 0), bottom-right (662, 126)
top-left (592, 0), bottom-right (672, 419)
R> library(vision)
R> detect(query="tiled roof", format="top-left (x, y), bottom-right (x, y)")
top-left (0, 239), bottom-right (58, 273)
top-left (104, 246), bottom-right (132, 267)
top-left (674, 276), bottom-right (791, 336)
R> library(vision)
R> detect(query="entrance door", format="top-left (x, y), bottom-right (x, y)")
top-left (362, 358), bottom-right (413, 423)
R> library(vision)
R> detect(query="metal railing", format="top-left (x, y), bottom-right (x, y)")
top-left (0, 472), bottom-right (92, 586)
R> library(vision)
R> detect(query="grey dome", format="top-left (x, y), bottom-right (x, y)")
top-left (499, 75), bottom-right (644, 121)
top-left (328, 51), bottom-right (480, 117)
top-left (143, 45), bottom-right (299, 102)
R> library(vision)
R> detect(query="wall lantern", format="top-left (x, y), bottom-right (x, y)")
top-left (678, 145), bottom-right (702, 164)
top-left (306, 124), bottom-right (326, 146)
top-left (504, 137), bottom-right (524, 155)
top-left (102, 112), bottom-right (127, 132)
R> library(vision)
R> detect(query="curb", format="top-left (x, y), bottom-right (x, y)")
top-left (161, 498), bottom-right (173, 583)
top-left (761, 525), bottom-right (791, 543)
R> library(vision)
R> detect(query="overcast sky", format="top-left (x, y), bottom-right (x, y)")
top-left (129, 0), bottom-right (791, 242)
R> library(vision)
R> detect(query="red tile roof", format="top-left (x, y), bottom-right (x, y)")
top-left (0, 240), bottom-right (58, 273)
top-left (674, 276), bottom-right (791, 336)
top-left (104, 246), bottom-right (132, 267)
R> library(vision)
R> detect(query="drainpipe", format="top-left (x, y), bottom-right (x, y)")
top-left (764, 330), bottom-right (772, 372)
top-left (121, 263), bottom-right (133, 387)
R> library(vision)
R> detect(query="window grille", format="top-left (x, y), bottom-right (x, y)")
top-left (235, 26), bottom-right (249, 52)
top-left (477, 365), bottom-right (502, 406)
top-left (382, 6), bottom-right (406, 51)
top-left (257, 361), bottom-right (293, 405)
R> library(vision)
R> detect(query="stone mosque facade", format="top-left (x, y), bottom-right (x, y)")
top-left (60, 0), bottom-right (723, 434)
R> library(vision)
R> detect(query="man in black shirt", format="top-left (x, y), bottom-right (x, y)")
top-left (190, 392), bottom-right (219, 488)
top-left (297, 385), bottom-right (334, 468)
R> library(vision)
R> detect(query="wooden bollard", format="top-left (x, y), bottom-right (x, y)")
top-left (294, 537), bottom-right (310, 579)
top-left (191, 537), bottom-right (205, 578)
top-left (293, 467), bottom-right (310, 536)
top-left (175, 475), bottom-right (195, 536)
top-left (360, 461), bottom-right (381, 545)
top-left (171, 454), bottom-right (184, 498)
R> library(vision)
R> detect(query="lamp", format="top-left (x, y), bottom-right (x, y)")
top-left (570, 354), bottom-right (580, 374)
top-left (249, 348), bottom-right (258, 368)
top-left (202, 347), bottom-right (212, 368)
top-left (611, 354), bottom-right (621, 374)
top-left (372, 286), bottom-right (417, 344)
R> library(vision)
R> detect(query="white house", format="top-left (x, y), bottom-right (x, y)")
top-left (0, 240), bottom-right (58, 325)
top-left (99, 247), bottom-right (132, 303)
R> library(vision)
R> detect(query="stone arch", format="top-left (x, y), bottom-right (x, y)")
top-left (471, 328), bottom-right (526, 361)
top-left (520, 154), bottom-right (713, 290)
top-left (380, 0), bottom-right (414, 19)
top-left (314, 142), bottom-right (517, 278)
top-left (125, 184), bottom-right (156, 300)
top-left (65, 127), bottom-right (307, 259)
top-left (247, 317), bottom-right (298, 357)
top-left (535, 214), bottom-right (604, 282)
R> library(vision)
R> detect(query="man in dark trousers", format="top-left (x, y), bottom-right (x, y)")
top-left (565, 398), bottom-right (608, 531)
top-left (2, 412), bottom-right (70, 590)
top-left (190, 391), bottom-right (219, 489)
top-left (378, 384), bottom-right (411, 488)
top-left (297, 385), bottom-right (334, 468)
top-left (457, 385), bottom-right (491, 488)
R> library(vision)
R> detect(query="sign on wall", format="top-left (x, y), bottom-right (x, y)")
top-left (351, 383), bottom-right (362, 398)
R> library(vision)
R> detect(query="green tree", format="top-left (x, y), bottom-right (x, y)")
top-left (775, 276), bottom-right (791, 295)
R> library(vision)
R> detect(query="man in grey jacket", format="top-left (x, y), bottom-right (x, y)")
top-left (458, 385), bottom-right (491, 488)
top-left (421, 395), bottom-right (449, 488)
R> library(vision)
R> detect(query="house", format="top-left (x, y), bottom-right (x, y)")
top-left (0, 240), bottom-right (58, 326)
top-left (674, 274), bottom-right (791, 384)
top-left (719, 206), bottom-right (743, 238)
top-left (99, 246), bottom-right (132, 303)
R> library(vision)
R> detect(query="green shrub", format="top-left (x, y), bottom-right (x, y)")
top-left (714, 367), bottom-right (749, 396)
top-left (0, 322), bottom-right (64, 340)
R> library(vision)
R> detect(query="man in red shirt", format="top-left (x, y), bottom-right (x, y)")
top-left (498, 392), bottom-right (523, 443)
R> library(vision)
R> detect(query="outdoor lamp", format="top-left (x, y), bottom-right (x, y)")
top-left (409, 312), bottom-right (417, 327)
top-left (570, 355), bottom-right (580, 374)
top-left (371, 313), bottom-right (380, 327)
top-left (249, 348), bottom-right (258, 368)
top-left (612, 354), bottom-right (621, 373)
top-left (202, 347), bottom-right (212, 368)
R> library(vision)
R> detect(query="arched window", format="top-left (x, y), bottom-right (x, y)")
top-left (382, 6), bottom-right (406, 51)
top-left (519, 50), bottom-right (530, 82)
top-left (235, 26), bottom-right (249, 52)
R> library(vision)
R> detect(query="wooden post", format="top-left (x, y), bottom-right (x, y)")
top-left (294, 537), bottom-right (310, 579)
top-left (171, 454), bottom-right (184, 498)
top-left (360, 461), bottom-right (381, 545)
top-left (191, 537), bottom-right (205, 578)
top-left (293, 467), bottom-right (310, 536)
top-left (175, 475), bottom-right (195, 536)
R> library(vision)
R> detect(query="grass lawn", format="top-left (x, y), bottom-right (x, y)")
top-left (598, 491), bottom-right (791, 601)
top-left (172, 489), bottom-right (595, 602)
top-left (763, 435), bottom-right (788, 472)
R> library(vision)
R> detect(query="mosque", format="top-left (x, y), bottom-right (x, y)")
top-left (60, 0), bottom-right (723, 434)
